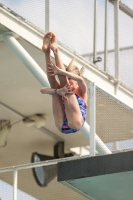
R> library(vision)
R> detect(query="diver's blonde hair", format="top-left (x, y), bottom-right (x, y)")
top-left (66, 58), bottom-right (85, 76)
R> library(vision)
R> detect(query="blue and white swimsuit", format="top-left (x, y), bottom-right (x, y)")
top-left (61, 94), bottom-right (87, 134)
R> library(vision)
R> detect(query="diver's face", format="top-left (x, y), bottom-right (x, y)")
top-left (68, 78), bottom-right (78, 90)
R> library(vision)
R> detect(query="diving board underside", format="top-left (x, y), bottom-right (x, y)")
top-left (58, 150), bottom-right (133, 200)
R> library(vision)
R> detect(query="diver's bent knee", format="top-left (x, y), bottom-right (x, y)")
top-left (68, 120), bottom-right (82, 130)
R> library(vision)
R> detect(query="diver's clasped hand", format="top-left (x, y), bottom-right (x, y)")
top-left (57, 84), bottom-right (73, 100)
top-left (47, 61), bottom-right (61, 76)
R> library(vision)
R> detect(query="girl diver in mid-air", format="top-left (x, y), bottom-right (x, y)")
top-left (40, 32), bottom-right (88, 134)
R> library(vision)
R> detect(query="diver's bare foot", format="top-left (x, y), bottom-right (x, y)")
top-left (50, 33), bottom-right (58, 53)
top-left (42, 32), bottom-right (52, 52)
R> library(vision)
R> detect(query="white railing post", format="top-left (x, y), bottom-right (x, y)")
top-left (89, 82), bottom-right (96, 156)
top-left (104, 0), bottom-right (108, 72)
top-left (114, 0), bottom-right (120, 80)
top-left (113, 141), bottom-right (119, 151)
top-left (45, 0), bottom-right (50, 32)
top-left (93, 0), bottom-right (98, 63)
top-left (13, 169), bottom-right (18, 200)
